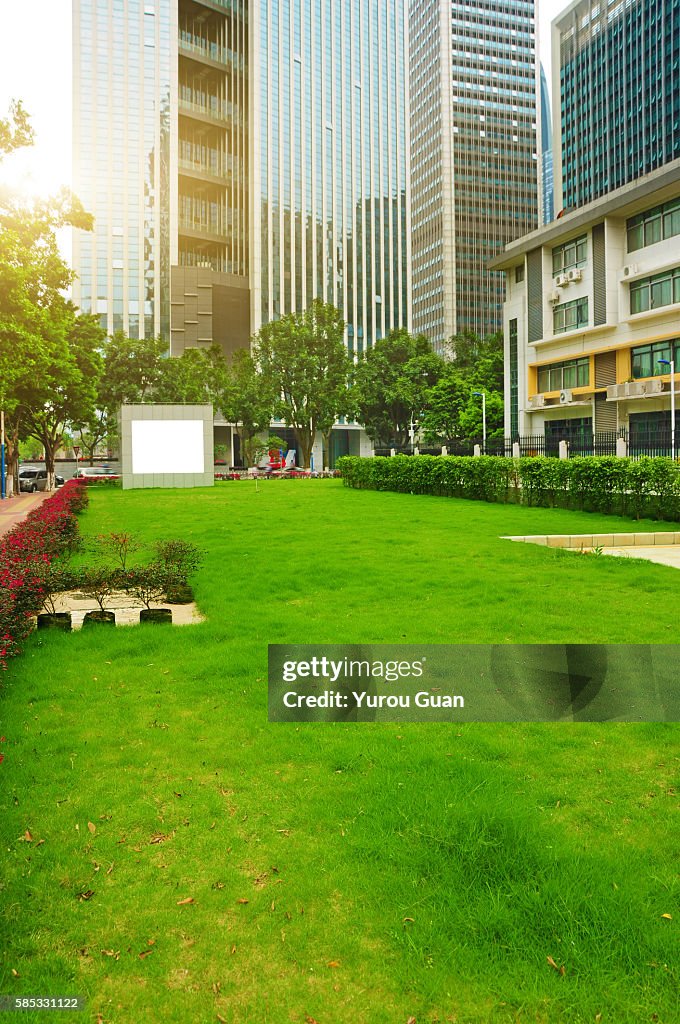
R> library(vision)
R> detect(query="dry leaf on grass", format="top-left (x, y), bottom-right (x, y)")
top-left (101, 950), bottom-right (120, 960)
top-left (78, 890), bottom-right (95, 902)
top-left (407, 1017), bottom-right (417, 1024)
top-left (216, 1015), bottom-right (228, 1023)
top-left (327, 961), bottom-right (340, 968)
top-left (661, 913), bottom-right (672, 920)
top-left (236, 897), bottom-right (249, 905)
top-left (177, 897), bottom-right (195, 905)
top-left (138, 950), bottom-right (153, 959)
top-left (546, 955), bottom-right (565, 976)
top-left (305, 1017), bottom-right (319, 1024)
top-left (88, 822), bottom-right (97, 834)
top-left (11, 969), bottom-right (19, 978)
top-left (20, 830), bottom-right (33, 843)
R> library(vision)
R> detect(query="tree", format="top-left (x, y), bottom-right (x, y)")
top-left (218, 348), bottom-right (277, 467)
top-left (0, 100), bottom-right (33, 159)
top-left (99, 330), bottom-right (169, 409)
top-left (352, 328), bottom-right (445, 447)
top-left (152, 344), bottom-right (228, 406)
top-left (15, 310), bottom-right (103, 489)
top-left (420, 331), bottom-right (504, 445)
top-left (252, 300), bottom-right (352, 468)
top-left (0, 101), bottom-right (96, 492)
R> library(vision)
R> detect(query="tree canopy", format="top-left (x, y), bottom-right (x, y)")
top-left (252, 300), bottom-right (352, 467)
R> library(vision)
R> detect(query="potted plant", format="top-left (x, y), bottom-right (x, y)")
top-left (36, 561), bottom-right (77, 632)
top-left (124, 564), bottom-right (173, 624)
top-left (80, 565), bottom-right (117, 626)
top-left (153, 540), bottom-right (201, 604)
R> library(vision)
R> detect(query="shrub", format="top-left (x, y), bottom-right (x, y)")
top-left (121, 564), bottom-right (171, 610)
top-left (337, 454), bottom-right (680, 522)
top-left (0, 481), bottom-right (89, 668)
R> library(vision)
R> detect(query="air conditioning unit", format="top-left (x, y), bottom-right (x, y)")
top-left (567, 268), bottom-right (582, 282)
top-left (642, 378), bottom-right (664, 395)
top-left (625, 381), bottom-right (645, 397)
top-left (548, 290), bottom-right (561, 304)
top-left (622, 263), bottom-right (638, 278)
top-left (554, 273), bottom-right (568, 287)
top-left (559, 389), bottom-right (573, 405)
top-left (529, 394), bottom-right (546, 409)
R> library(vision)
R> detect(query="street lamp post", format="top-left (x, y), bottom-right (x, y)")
top-left (472, 391), bottom-right (487, 453)
top-left (658, 359), bottom-right (675, 458)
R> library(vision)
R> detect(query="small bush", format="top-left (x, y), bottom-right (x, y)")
top-left (337, 454), bottom-right (680, 522)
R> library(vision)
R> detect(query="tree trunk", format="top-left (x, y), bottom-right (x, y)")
top-left (322, 430), bottom-right (333, 470)
top-left (43, 438), bottom-right (57, 491)
top-left (293, 427), bottom-right (314, 468)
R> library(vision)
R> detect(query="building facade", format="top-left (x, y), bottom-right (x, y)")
top-left (72, 0), bottom-right (412, 365)
top-left (492, 161), bottom-right (680, 449)
top-left (409, 0), bottom-right (539, 350)
top-left (553, 0), bottom-right (680, 214)
top-left (539, 63), bottom-right (554, 225)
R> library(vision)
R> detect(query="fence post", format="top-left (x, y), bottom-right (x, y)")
top-left (616, 436), bottom-right (628, 458)
top-left (441, 445), bottom-right (448, 456)
top-left (512, 442), bottom-right (520, 459)
top-left (390, 448), bottom-right (396, 458)
top-left (473, 444), bottom-right (482, 457)
top-left (413, 446), bottom-right (419, 456)
top-left (559, 440), bottom-right (569, 459)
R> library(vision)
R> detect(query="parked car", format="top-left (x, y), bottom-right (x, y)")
top-left (19, 467), bottom-right (47, 492)
top-left (72, 466), bottom-right (120, 480)
top-left (18, 467), bottom-right (65, 492)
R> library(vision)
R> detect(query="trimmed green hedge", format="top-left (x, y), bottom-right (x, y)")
top-left (336, 454), bottom-right (680, 522)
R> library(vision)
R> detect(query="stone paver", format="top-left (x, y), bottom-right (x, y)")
top-left (0, 490), bottom-right (52, 539)
top-left (598, 545), bottom-right (680, 569)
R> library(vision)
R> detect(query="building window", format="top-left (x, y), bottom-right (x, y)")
top-left (537, 356), bottom-right (589, 393)
top-left (627, 198), bottom-right (680, 252)
top-left (509, 318), bottom-right (518, 438)
top-left (630, 339), bottom-right (680, 379)
top-left (515, 264), bottom-right (524, 283)
top-left (553, 297), bottom-right (588, 334)
top-left (552, 234), bottom-right (587, 276)
top-left (630, 266), bottom-right (680, 314)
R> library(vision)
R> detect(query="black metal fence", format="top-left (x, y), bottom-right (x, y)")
top-left (371, 430), bottom-right (680, 460)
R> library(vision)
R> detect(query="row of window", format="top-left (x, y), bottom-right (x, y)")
top-left (552, 233), bottom-right (587, 275)
top-left (536, 356), bottom-right (589, 393)
top-left (553, 296), bottom-right (588, 334)
top-left (627, 196), bottom-right (680, 252)
top-left (630, 266), bottom-right (680, 314)
top-left (631, 339), bottom-right (680, 380)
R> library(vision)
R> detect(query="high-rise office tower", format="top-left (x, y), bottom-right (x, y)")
top-left (553, 0), bottom-right (680, 212)
top-left (72, 1), bottom-right (411, 359)
top-left (409, 0), bottom-right (539, 350)
top-left (539, 63), bottom-right (554, 225)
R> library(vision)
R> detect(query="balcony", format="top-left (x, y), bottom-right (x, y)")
top-left (179, 34), bottom-right (244, 72)
top-left (178, 218), bottom-right (230, 243)
top-left (178, 156), bottom-right (232, 184)
top-left (178, 96), bottom-right (235, 126)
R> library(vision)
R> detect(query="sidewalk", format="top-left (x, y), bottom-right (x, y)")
top-left (0, 490), bottom-right (52, 539)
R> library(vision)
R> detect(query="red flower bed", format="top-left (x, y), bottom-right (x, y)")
top-left (0, 481), bottom-right (88, 669)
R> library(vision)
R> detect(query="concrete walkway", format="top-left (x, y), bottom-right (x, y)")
top-left (598, 544), bottom-right (680, 568)
top-left (0, 490), bottom-right (52, 539)
top-left (504, 531), bottom-right (680, 571)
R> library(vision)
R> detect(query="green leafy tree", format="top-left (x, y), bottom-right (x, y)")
top-left (252, 300), bottom-right (352, 468)
top-left (152, 344), bottom-right (228, 405)
top-left (218, 349), bottom-right (277, 467)
top-left (352, 328), bottom-right (444, 446)
top-left (99, 331), bottom-right (169, 409)
top-left (0, 101), bottom-right (96, 492)
top-left (421, 331), bottom-right (504, 444)
top-left (16, 311), bottom-right (103, 489)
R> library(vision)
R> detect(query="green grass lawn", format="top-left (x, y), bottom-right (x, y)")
top-left (0, 481), bottom-right (678, 1024)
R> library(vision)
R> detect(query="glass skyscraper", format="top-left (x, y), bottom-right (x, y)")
top-left (409, 0), bottom-right (539, 349)
top-left (250, 2), bottom-right (411, 353)
top-left (72, 0), bottom-right (411, 358)
top-left (554, 0), bottom-right (680, 211)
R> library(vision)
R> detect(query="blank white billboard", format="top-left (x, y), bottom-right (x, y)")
top-left (131, 420), bottom-right (205, 474)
